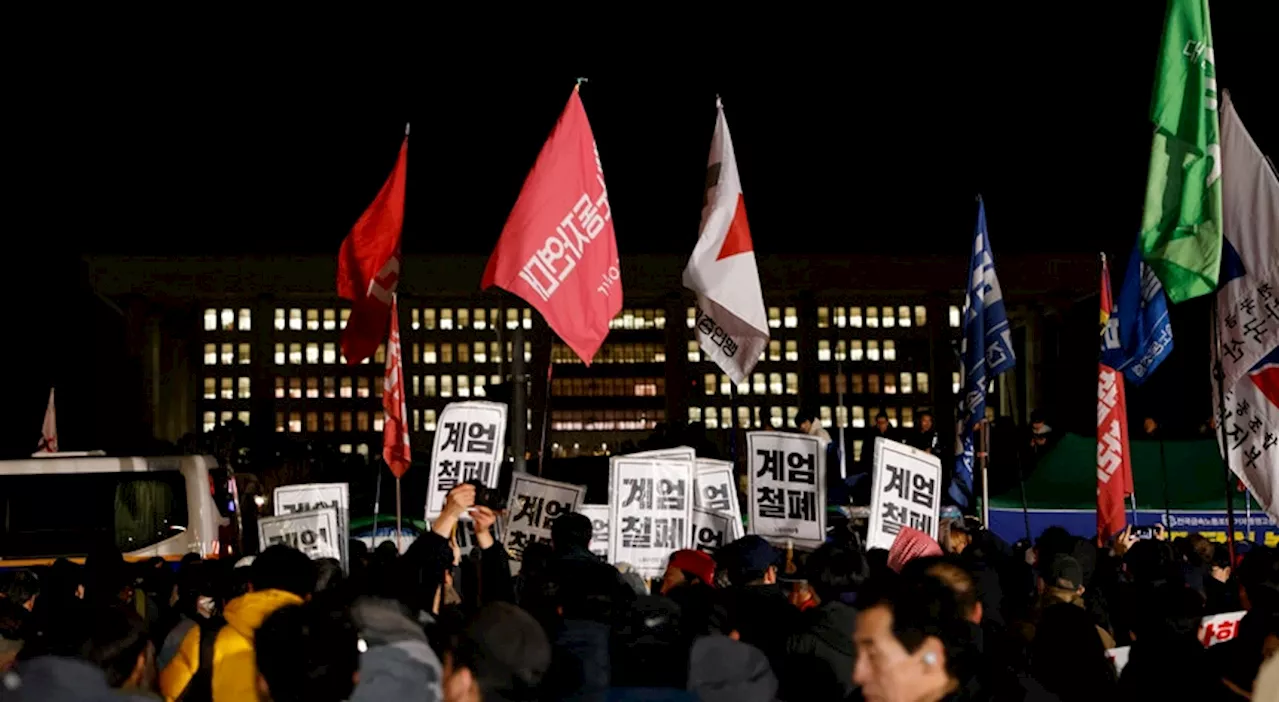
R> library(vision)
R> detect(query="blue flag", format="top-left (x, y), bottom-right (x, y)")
top-left (949, 201), bottom-right (1017, 508)
top-left (1101, 237), bottom-right (1173, 385)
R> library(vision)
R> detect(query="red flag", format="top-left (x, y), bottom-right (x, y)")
top-left (481, 89), bottom-right (622, 364)
top-left (37, 388), bottom-right (57, 453)
top-left (338, 133), bottom-right (408, 365)
top-left (1097, 256), bottom-right (1133, 542)
top-left (382, 296), bottom-right (411, 478)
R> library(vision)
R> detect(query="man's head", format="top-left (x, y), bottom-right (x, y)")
top-left (550, 512), bottom-right (593, 556)
top-left (875, 412), bottom-right (890, 432)
top-left (795, 409), bottom-right (818, 435)
top-left (445, 602), bottom-right (551, 702)
top-left (1030, 410), bottom-right (1046, 432)
top-left (256, 603), bottom-right (359, 702)
top-left (1142, 417), bottom-right (1159, 435)
top-left (661, 550), bottom-right (717, 595)
top-left (1038, 554), bottom-right (1084, 599)
top-left (1, 570), bottom-right (39, 612)
top-left (251, 545), bottom-right (317, 598)
top-left (918, 412), bottom-right (934, 433)
top-left (0, 599), bottom-right (26, 672)
top-left (717, 536), bottom-right (780, 587)
top-left (804, 542), bottom-right (869, 605)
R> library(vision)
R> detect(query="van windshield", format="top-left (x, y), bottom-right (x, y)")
top-left (0, 472), bottom-right (188, 558)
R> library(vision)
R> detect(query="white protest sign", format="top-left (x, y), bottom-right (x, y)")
top-left (608, 456), bottom-right (695, 579)
top-left (692, 507), bottom-right (736, 554)
top-left (258, 508), bottom-right (341, 560)
top-left (631, 446), bottom-right (697, 462)
top-left (747, 432), bottom-right (826, 547)
top-left (274, 483), bottom-right (350, 569)
top-left (504, 474), bottom-right (587, 561)
top-left (427, 401), bottom-right (507, 518)
top-left (867, 437), bottom-right (942, 551)
top-left (579, 505), bottom-right (610, 559)
top-left (694, 458), bottom-right (744, 541)
top-left (1107, 609), bottom-right (1248, 675)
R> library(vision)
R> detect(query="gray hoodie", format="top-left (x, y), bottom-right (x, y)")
top-left (348, 597), bottom-right (443, 702)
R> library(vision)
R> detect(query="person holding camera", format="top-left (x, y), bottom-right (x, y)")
top-left (430, 483), bottom-right (514, 617)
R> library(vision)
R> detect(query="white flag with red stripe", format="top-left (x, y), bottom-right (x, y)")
top-left (38, 388), bottom-right (57, 453)
top-left (683, 99), bottom-right (768, 384)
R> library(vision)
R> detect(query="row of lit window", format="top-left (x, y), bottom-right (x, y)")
top-left (703, 373), bottom-right (798, 396)
top-left (273, 343), bottom-right (385, 366)
top-left (551, 378), bottom-right (664, 397)
top-left (687, 405), bottom-right (919, 431)
top-left (276, 410), bottom-right (386, 433)
top-left (411, 375), bottom-right (499, 398)
top-left (203, 411), bottom-right (251, 432)
top-left (417, 342), bottom-right (531, 365)
top-left (816, 339), bottom-right (903, 362)
top-left (817, 372), bottom-right (932, 395)
top-left (205, 309), bottom-right (253, 332)
top-left (273, 377), bottom-right (384, 399)
top-left (204, 377), bottom-right (251, 400)
top-left (205, 344), bottom-right (251, 365)
top-left (550, 410), bottom-right (665, 432)
top-left (553, 343), bottom-right (667, 365)
top-left (815, 306), bottom-right (929, 329)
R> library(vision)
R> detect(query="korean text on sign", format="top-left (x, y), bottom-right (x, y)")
top-left (867, 437), bottom-right (942, 551)
top-left (427, 401), bottom-right (507, 517)
top-left (747, 432), bottom-right (826, 546)
top-left (608, 457), bottom-right (694, 579)
top-left (578, 504), bottom-right (610, 559)
top-left (520, 146), bottom-right (614, 303)
top-left (274, 483), bottom-right (350, 570)
top-left (692, 507), bottom-right (736, 554)
top-left (258, 509), bottom-right (340, 561)
top-left (503, 475), bottom-right (586, 562)
top-left (694, 459), bottom-right (744, 541)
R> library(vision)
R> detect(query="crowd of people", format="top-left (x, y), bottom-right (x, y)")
top-left (0, 481), bottom-right (1276, 701)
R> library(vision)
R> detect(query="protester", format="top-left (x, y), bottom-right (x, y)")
top-left (255, 603), bottom-right (360, 702)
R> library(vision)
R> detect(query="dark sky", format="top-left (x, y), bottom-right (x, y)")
top-left (15, 3), bottom-right (1278, 262)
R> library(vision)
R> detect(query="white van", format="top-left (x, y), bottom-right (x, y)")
top-left (0, 454), bottom-right (228, 567)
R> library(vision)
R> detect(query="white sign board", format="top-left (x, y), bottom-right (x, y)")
top-left (631, 446), bottom-right (697, 462)
top-left (747, 432), bottom-right (826, 546)
top-left (503, 474), bottom-right (587, 561)
top-left (258, 508), bottom-right (341, 561)
top-left (608, 457), bottom-right (695, 579)
top-left (274, 483), bottom-right (350, 569)
top-left (691, 507), bottom-right (736, 554)
top-left (867, 437), bottom-right (942, 551)
top-left (427, 401), bottom-right (507, 518)
top-left (579, 504), bottom-right (610, 559)
top-left (1107, 609), bottom-right (1247, 675)
top-left (694, 459), bottom-right (744, 541)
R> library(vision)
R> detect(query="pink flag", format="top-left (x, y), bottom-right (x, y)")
top-left (887, 526), bottom-right (943, 573)
top-left (37, 388), bottom-right (57, 453)
top-left (382, 297), bottom-right (411, 478)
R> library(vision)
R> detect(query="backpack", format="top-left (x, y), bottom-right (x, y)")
top-left (177, 614), bottom-right (227, 702)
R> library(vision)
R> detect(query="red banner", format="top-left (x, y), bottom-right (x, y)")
top-left (1097, 256), bottom-right (1133, 542)
top-left (382, 296), bottom-right (411, 478)
top-left (481, 90), bottom-right (621, 364)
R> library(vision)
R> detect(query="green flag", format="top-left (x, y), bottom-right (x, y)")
top-left (1139, 0), bottom-right (1222, 304)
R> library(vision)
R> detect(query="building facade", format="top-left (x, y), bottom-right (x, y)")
top-left (87, 253), bottom-right (1094, 461)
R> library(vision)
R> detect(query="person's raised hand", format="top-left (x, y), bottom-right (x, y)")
top-left (444, 484), bottom-right (476, 516)
top-left (472, 506), bottom-right (498, 550)
top-left (1153, 523), bottom-right (1167, 541)
top-left (1113, 525), bottom-right (1139, 557)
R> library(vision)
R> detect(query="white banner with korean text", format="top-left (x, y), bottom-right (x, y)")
top-left (692, 507), bottom-right (737, 554)
top-left (747, 432), bottom-right (826, 547)
top-left (274, 483), bottom-right (350, 570)
top-left (694, 458), bottom-right (743, 541)
top-left (258, 508), bottom-right (341, 561)
top-left (607, 456), bottom-right (695, 579)
top-left (503, 474), bottom-right (587, 561)
top-left (867, 437), bottom-right (942, 551)
top-left (427, 401), bottom-right (507, 518)
top-left (579, 504), bottom-right (611, 559)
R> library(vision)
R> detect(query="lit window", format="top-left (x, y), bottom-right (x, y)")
top-left (850, 307), bottom-right (863, 328)
top-left (768, 307), bottom-right (781, 329)
top-left (852, 406), bottom-right (866, 428)
top-left (474, 308), bottom-right (485, 330)
top-left (424, 309), bottom-right (437, 330)
top-left (868, 341), bottom-right (880, 362)
top-left (204, 344), bottom-right (217, 365)
top-left (323, 309), bottom-right (337, 331)
top-left (884, 340), bottom-right (896, 361)
top-left (836, 373), bottom-right (848, 394)
top-left (289, 343), bottom-right (302, 364)
top-left (441, 309), bottom-right (454, 330)
top-left (238, 343), bottom-right (251, 365)
top-left (220, 377), bottom-right (233, 399)
top-left (221, 309), bottom-right (235, 331)
top-left (785, 373), bottom-right (798, 394)
top-left (357, 377), bottom-right (370, 398)
top-left (274, 343), bottom-right (284, 365)
top-left (423, 376), bottom-right (438, 397)
top-left (953, 372), bottom-right (961, 394)
top-left (340, 412), bottom-right (353, 431)
top-left (289, 378), bottom-right (302, 399)
top-left (203, 411), bottom-right (217, 432)
top-left (441, 376), bottom-right (453, 397)
top-left (853, 439), bottom-right (865, 461)
top-left (886, 407), bottom-right (899, 424)
top-left (238, 377), bottom-right (251, 399)
top-left (866, 307), bottom-right (879, 328)
top-left (274, 378), bottom-right (284, 398)
top-left (423, 343), bottom-right (437, 364)
top-left (303, 309), bottom-right (317, 331)
top-left (323, 412), bottom-right (336, 432)
top-left (655, 309), bottom-right (666, 329)
top-left (441, 345), bottom-right (453, 364)
top-left (721, 407), bottom-right (733, 428)
top-left (835, 340), bottom-right (847, 362)
top-left (339, 443), bottom-right (352, 453)
top-left (305, 343), bottom-right (319, 364)
top-left (412, 309), bottom-right (420, 330)
top-left (869, 374), bottom-right (881, 393)
top-left (916, 373), bottom-right (930, 394)
top-left (458, 376), bottom-right (471, 397)
top-left (769, 341), bottom-right (781, 361)
top-left (753, 373), bottom-right (766, 395)
top-left (834, 306), bottom-right (847, 328)
top-left (737, 379), bottom-right (749, 396)
top-left (720, 375), bottom-right (731, 396)
top-left (850, 340), bottom-right (864, 362)
top-left (340, 378), bottom-right (353, 398)
top-left (506, 309), bottom-right (518, 330)
top-left (374, 411), bottom-right (386, 431)
top-left (950, 306), bottom-right (961, 328)
top-left (635, 382), bottom-right (657, 397)
top-left (523, 309), bottom-right (532, 329)
top-left (688, 407), bottom-right (702, 423)
top-left (324, 377), bottom-right (336, 398)
top-left (424, 409), bottom-right (438, 432)
top-left (687, 308), bottom-right (697, 329)
top-left (457, 344), bottom-right (470, 364)
top-left (770, 373), bottom-right (783, 394)
top-left (320, 343), bottom-right (334, 364)
top-left (474, 376), bottom-right (487, 397)
top-left (356, 444), bottom-right (369, 456)
top-left (306, 377), bottom-right (319, 399)
top-left (897, 305), bottom-right (911, 328)
top-left (704, 374), bottom-right (716, 395)
top-left (524, 342), bottom-right (532, 362)
top-left (884, 374), bottom-right (897, 394)
top-left (357, 412), bottom-right (370, 432)
top-left (274, 309), bottom-right (285, 330)
top-left (818, 340), bottom-right (831, 362)
top-left (786, 407), bottom-right (798, 425)
top-left (817, 307), bottom-right (830, 328)
top-left (474, 342), bottom-right (486, 364)
top-left (882, 306), bottom-right (895, 328)
top-left (289, 309), bottom-right (302, 330)
top-left (770, 407), bottom-right (784, 428)
top-left (457, 309), bottom-right (470, 329)
top-left (784, 307), bottom-right (798, 328)
top-left (902, 407), bottom-right (914, 428)
top-left (836, 406), bottom-right (849, 427)
top-left (738, 406), bottom-right (751, 429)
top-left (820, 406), bottom-right (833, 428)
top-left (705, 409), bottom-right (719, 429)
top-left (203, 378), bottom-right (216, 399)
top-left (374, 345), bottom-right (386, 364)
top-left (914, 305), bottom-right (927, 327)
top-left (851, 374), bottom-right (864, 393)
top-left (900, 372), bottom-right (913, 394)
top-left (218, 344), bottom-right (232, 365)
top-left (340, 309), bottom-right (350, 329)
top-left (204, 309), bottom-right (217, 331)
top-left (785, 340), bottom-right (798, 362)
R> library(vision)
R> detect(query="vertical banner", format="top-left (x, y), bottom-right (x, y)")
top-left (258, 509), bottom-right (341, 561)
top-left (274, 483), bottom-right (350, 570)
top-left (691, 507), bottom-right (736, 554)
top-left (867, 437), bottom-right (943, 551)
top-left (747, 432), bottom-right (826, 547)
top-left (607, 456), bottom-right (695, 579)
top-left (503, 474), bottom-right (587, 561)
top-left (694, 458), bottom-right (744, 540)
top-left (578, 504), bottom-right (611, 559)
top-left (427, 401), bottom-right (508, 518)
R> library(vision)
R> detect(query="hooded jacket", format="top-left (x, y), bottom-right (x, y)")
top-left (348, 596), bottom-right (443, 702)
top-left (687, 634), bottom-right (777, 702)
top-left (159, 588), bottom-right (304, 702)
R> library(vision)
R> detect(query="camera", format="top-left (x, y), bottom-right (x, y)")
top-left (465, 479), bottom-right (500, 510)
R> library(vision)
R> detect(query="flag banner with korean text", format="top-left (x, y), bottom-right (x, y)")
top-left (578, 504), bottom-right (610, 559)
top-left (868, 438), bottom-right (943, 551)
top-left (338, 131), bottom-right (408, 365)
top-left (503, 474), bottom-right (586, 562)
top-left (747, 432), bottom-right (826, 547)
top-left (950, 200), bottom-right (1016, 508)
top-left (258, 508), bottom-right (341, 561)
top-left (481, 90), bottom-right (622, 364)
top-left (1139, 0), bottom-right (1222, 303)
top-left (274, 483), bottom-right (350, 570)
top-left (691, 507), bottom-right (737, 555)
top-left (607, 456), bottom-right (695, 579)
top-left (1213, 93), bottom-right (1279, 519)
top-left (427, 401), bottom-right (508, 518)
top-left (382, 296), bottom-right (411, 477)
top-left (1103, 236), bottom-right (1174, 385)
top-left (683, 99), bottom-right (769, 384)
top-left (1098, 256), bottom-right (1135, 541)
top-left (694, 458), bottom-right (744, 541)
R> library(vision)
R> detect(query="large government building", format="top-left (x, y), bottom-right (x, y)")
top-left (85, 253), bottom-right (1094, 462)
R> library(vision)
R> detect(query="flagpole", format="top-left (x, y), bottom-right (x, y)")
top-left (1210, 304), bottom-right (1238, 564)
top-left (372, 462), bottom-right (382, 549)
top-left (538, 364), bottom-right (553, 476)
top-left (395, 477), bottom-right (403, 553)
top-left (836, 362), bottom-right (847, 482)
top-left (729, 381), bottom-right (739, 466)
top-left (979, 419), bottom-right (990, 528)
top-left (1157, 433), bottom-right (1172, 525)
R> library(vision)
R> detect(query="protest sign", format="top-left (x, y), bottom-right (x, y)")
top-left (632, 446), bottom-right (696, 462)
top-left (258, 509), bottom-right (341, 561)
top-left (274, 483), bottom-right (350, 569)
top-left (692, 507), bottom-right (736, 554)
top-left (1108, 609), bottom-right (1247, 675)
top-left (427, 401), bottom-right (507, 518)
top-left (579, 504), bottom-right (610, 559)
top-left (608, 456), bottom-right (694, 579)
top-left (503, 474), bottom-right (586, 561)
top-left (867, 437), bottom-right (942, 551)
top-left (694, 458), bottom-right (744, 540)
top-left (747, 432), bottom-right (826, 547)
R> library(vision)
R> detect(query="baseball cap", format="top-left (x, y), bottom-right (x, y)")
top-left (1043, 554), bottom-right (1084, 591)
top-left (716, 536), bottom-right (781, 585)
top-left (668, 550), bottom-right (717, 587)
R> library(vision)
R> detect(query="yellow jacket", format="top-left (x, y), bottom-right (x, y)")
top-left (159, 588), bottom-right (304, 702)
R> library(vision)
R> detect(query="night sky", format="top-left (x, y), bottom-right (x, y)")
top-left (6, 5), bottom-right (1278, 453)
